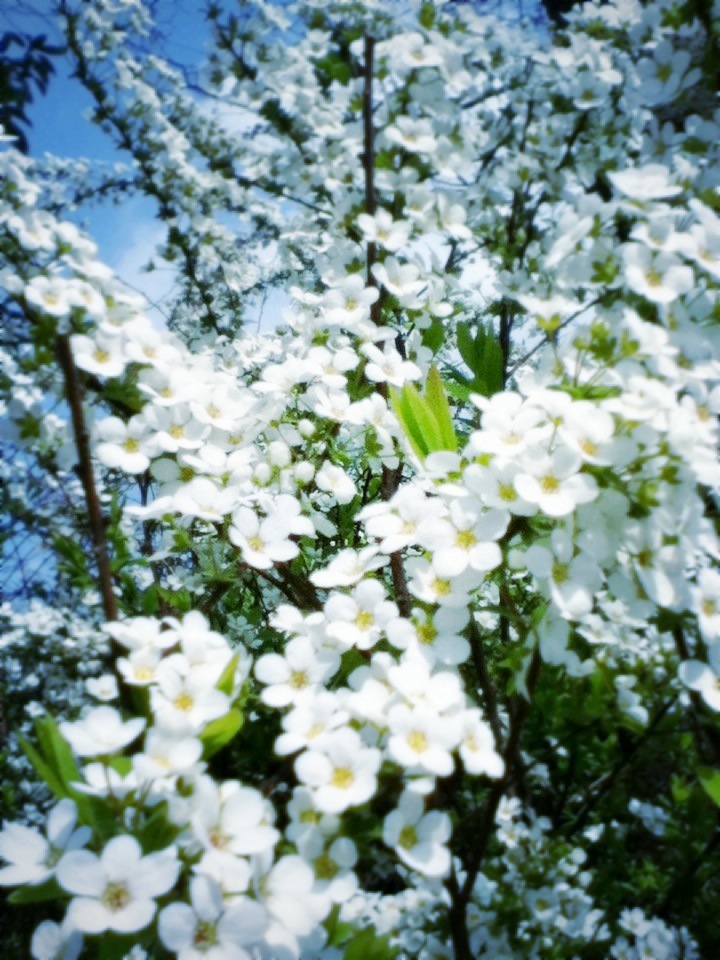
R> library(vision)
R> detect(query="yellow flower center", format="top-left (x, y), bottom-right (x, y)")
top-left (456, 530), bottom-right (477, 550)
top-left (123, 438), bottom-right (139, 453)
top-left (416, 621), bottom-right (437, 645)
top-left (399, 825), bottom-right (418, 850)
top-left (540, 474), bottom-right (560, 494)
top-left (289, 670), bottom-right (309, 690)
top-left (432, 578), bottom-right (451, 597)
top-left (194, 921), bottom-right (218, 950)
top-left (209, 827), bottom-right (230, 849)
top-left (173, 692), bottom-right (195, 712)
top-left (314, 854), bottom-right (339, 880)
top-left (498, 482), bottom-right (517, 502)
top-left (248, 536), bottom-right (265, 552)
top-left (93, 349), bottom-right (110, 364)
top-left (169, 424), bottom-right (185, 439)
top-left (102, 882), bottom-right (131, 912)
top-left (355, 610), bottom-right (375, 630)
top-left (407, 730), bottom-right (428, 753)
top-left (331, 767), bottom-right (355, 789)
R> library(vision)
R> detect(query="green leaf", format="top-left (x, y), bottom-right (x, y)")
top-left (108, 756), bottom-right (133, 777)
top-left (136, 803), bottom-right (181, 853)
top-left (200, 709), bottom-right (244, 758)
top-left (344, 927), bottom-right (397, 960)
top-left (325, 905), bottom-right (354, 947)
top-left (699, 767), bottom-right (720, 806)
top-left (18, 734), bottom-right (67, 799)
top-left (216, 654), bottom-right (240, 697)
top-left (38, 715), bottom-right (81, 789)
top-left (424, 366), bottom-right (457, 452)
top-left (444, 379), bottom-right (473, 402)
top-left (457, 321), bottom-right (481, 374)
top-left (402, 383), bottom-right (443, 452)
top-left (99, 935), bottom-right (139, 960)
top-left (421, 318), bottom-right (444, 354)
top-left (389, 385), bottom-right (429, 459)
top-left (9, 877), bottom-right (63, 904)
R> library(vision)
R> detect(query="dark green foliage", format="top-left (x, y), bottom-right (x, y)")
top-left (0, 31), bottom-right (64, 153)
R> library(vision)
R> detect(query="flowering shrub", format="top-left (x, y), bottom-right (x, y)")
top-left (2, 0), bottom-right (720, 957)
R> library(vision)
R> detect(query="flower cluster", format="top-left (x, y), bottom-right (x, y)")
top-left (2, 0), bottom-right (720, 956)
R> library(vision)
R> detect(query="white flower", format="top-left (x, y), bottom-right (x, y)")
top-left (295, 727), bottom-right (381, 813)
top-left (151, 665), bottom-right (230, 734)
top-left (694, 568), bottom-right (720, 641)
top-left (383, 792), bottom-right (451, 878)
top-left (458, 711), bottom-right (504, 777)
top-left (57, 836), bottom-right (180, 934)
top-left (371, 257), bottom-right (426, 307)
top-left (356, 209), bottom-right (412, 252)
top-left (25, 276), bottom-right (74, 318)
top-left (158, 876), bottom-right (268, 960)
top-left (385, 115), bottom-right (437, 153)
top-left (0, 799), bottom-right (90, 887)
top-left (315, 463), bottom-right (357, 504)
top-left (133, 729), bottom-right (204, 781)
top-left (361, 343), bottom-right (422, 386)
top-left (361, 485), bottom-right (447, 554)
top-left (31, 919), bottom-right (83, 960)
top-left (324, 578), bottom-right (401, 651)
top-left (255, 636), bottom-right (339, 708)
top-left (608, 165), bottom-right (682, 202)
top-left (189, 778), bottom-right (279, 858)
top-left (72, 762), bottom-right (139, 801)
top-left (60, 706), bottom-right (146, 757)
top-left (255, 854), bottom-right (329, 944)
top-left (71, 333), bottom-right (126, 378)
top-left (229, 496), bottom-right (314, 570)
top-left (623, 244), bottom-right (694, 304)
top-left (418, 499), bottom-right (508, 578)
top-left (85, 674), bottom-right (119, 702)
top-left (301, 833), bottom-right (358, 903)
top-left (322, 274), bottom-right (379, 326)
top-left (679, 650), bottom-right (720, 712)
top-left (310, 546), bottom-right (386, 588)
top-left (514, 446), bottom-right (597, 517)
top-left (463, 461), bottom-right (537, 516)
top-left (96, 415), bottom-right (153, 475)
top-left (387, 703), bottom-right (461, 777)
top-left (173, 478), bottom-right (241, 522)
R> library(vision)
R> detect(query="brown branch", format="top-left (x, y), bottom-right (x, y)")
top-left (460, 646), bottom-right (542, 902)
top-left (361, 33), bottom-right (410, 618)
top-left (362, 35), bottom-right (381, 328)
top-left (673, 624), bottom-right (720, 764)
top-left (55, 334), bottom-right (118, 623)
top-left (469, 617), bottom-right (505, 749)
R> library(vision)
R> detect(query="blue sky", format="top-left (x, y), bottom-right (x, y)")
top-left (4, 0), bottom-right (226, 310)
top-left (6, 0), bottom-right (544, 320)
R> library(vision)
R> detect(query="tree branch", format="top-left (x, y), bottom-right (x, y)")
top-left (55, 334), bottom-right (118, 623)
